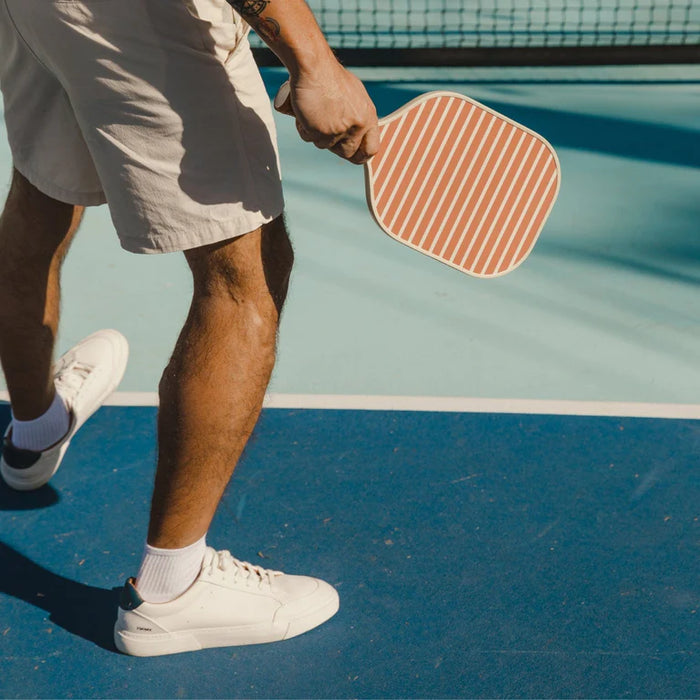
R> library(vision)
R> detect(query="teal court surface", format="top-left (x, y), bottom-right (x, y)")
top-left (1, 63), bottom-right (699, 697)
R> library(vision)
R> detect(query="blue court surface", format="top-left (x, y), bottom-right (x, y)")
top-left (1, 62), bottom-right (699, 698)
top-left (0, 406), bottom-right (698, 698)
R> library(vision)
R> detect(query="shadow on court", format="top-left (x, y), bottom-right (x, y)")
top-left (369, 83), bottom-right (700, 170)
top-left (0, 404), bottom-right (119, 652)
top-left (0, 479), bottom-right (59, 511)
top-left (0, 542), bottom-right (120, 652)
top-left (262, 72), bottom-right (700, 170)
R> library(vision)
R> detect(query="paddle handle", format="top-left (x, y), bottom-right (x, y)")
top-left (273, 80), bottom-right (293, 115)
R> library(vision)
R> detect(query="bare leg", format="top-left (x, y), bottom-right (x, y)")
top-left (0, 169), bottom-right (83, 421)
top-left (147, 216), bottom-right (293, 548)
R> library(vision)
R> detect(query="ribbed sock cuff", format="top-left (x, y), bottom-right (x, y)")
top-left (11, 391), bottom-right (70, 451)
top-left (136, 535), bottom-right (207, 604)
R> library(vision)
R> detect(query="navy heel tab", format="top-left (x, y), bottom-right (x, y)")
top-left (119, 578), bottom-right (144, 610)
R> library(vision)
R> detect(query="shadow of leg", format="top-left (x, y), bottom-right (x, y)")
top-left (0, 479), bottom-right (60, 510)
top-left (0, 541), bottom-right (121, 652)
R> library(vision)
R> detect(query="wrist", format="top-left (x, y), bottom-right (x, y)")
top-left (277, 37), bottom-right (336, 81)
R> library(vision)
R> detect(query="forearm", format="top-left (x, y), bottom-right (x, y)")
top-left (225, 0), bottom-right (334, 79)
top-left (225, 0), bottom-right (380, 164)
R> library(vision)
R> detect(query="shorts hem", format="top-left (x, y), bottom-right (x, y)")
top-left (118, 207), bottom-right (285, 255)
top-left (12, 160), bottom-right (107, 206)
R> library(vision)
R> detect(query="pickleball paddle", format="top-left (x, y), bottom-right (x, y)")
top-left (275, 82), bottom-right (560, 278)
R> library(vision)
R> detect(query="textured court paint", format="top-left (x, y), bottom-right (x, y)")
top-left (0, 65), bottom-right (699, 402)
top-left (0, 404), bottom-right (698, 698)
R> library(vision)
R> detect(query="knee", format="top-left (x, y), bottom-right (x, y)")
top-left (185, 219), bottom-right (293, 345)
top-left (187, 215), bottom-right (293, 317)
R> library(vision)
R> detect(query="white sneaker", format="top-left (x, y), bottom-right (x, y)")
top-left (114, 548), bottom-right (340, 657)
top-left (1, 329), bottom-right (129, 491)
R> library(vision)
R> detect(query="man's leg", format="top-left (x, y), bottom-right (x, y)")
top-left (0, 169), bottom-right (129, 492)
top-left (0, 169), bottom-right (82, 421)
top-left (148, 215), bottom-right (294, 549)
top-left (118, 215), bottom-right (337, 656)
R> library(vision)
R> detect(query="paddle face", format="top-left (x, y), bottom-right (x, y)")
top-left (365, 91), bottom-right (560, 278)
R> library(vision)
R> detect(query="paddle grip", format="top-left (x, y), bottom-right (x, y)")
top-left (273, 80), bottom-right (294, 116)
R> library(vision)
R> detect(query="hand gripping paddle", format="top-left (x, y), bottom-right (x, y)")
top-left (274, 82), bottom-right (560, 278)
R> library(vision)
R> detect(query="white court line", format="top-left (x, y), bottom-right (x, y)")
top-left (2, 391), bottom-right (698, 419)
top-left (261, 395), bottom-right (700, 419)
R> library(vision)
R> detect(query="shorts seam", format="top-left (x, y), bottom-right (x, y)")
top-left (182, 0), bottom-right (247, 66)
top-left (179, 0), bottom-right (210, 54)
top-left (224, 10), bottom-right (249, 65)
top-left (2, 0), bottom-right (54, 76)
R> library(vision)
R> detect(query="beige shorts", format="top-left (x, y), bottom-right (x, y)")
top-left (0, 0), bottom-right (284, 253)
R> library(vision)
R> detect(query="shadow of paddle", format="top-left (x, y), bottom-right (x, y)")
top-left (0, 541), bottom-right (122, 652)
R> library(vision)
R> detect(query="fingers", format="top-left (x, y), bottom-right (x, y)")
top-left (328, 129), bottom-right (362, 159)
top-left (294, 121), bottom-right (339, 151)
top-left (297, 123), bottom-right (380, 164)
top-left (328, 124), bottom-right (380, 164)
top-left (295, 120), bottom-right (313, 143)
top-left (296, 122), bottom-right (359, 157)
top-left (352, 125), bottom-right (381, 164)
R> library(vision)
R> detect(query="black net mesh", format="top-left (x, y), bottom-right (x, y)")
top-left (250, 1), bottom-right (700, 64)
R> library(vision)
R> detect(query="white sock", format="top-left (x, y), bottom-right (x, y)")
top-left (11, 391), bottom-right (71, 451)
top-left (135, 535), bottom-right (207, 603)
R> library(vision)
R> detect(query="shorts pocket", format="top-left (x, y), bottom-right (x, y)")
top-left (181, 0), bottom-right (249, 64)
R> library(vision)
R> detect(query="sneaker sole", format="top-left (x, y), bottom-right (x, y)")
top-left (1, 330), bottom-right (129, 491)
top-left (0, 442), bottom-right (70, 492)
top-left (114, 588), bottom-right (340, 657)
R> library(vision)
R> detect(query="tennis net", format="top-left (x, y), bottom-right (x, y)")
top-left (251, 1), bottom-right (700, 65)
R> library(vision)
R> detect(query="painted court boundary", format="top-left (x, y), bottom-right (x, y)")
top-left (2, 391), bottom-right (699, 419)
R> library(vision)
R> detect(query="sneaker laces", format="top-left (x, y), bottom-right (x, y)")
top-left (203, 549), bottom-right (281, 587)
top-left (54, 360), bottom-right (94, 403)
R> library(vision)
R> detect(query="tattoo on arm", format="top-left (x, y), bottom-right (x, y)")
top-left (226, 0), bottom-right (281, 42)
top-left (256, 17), bottom-right (281, 42)
top-left (229, 0), bottom-right (268, 18)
